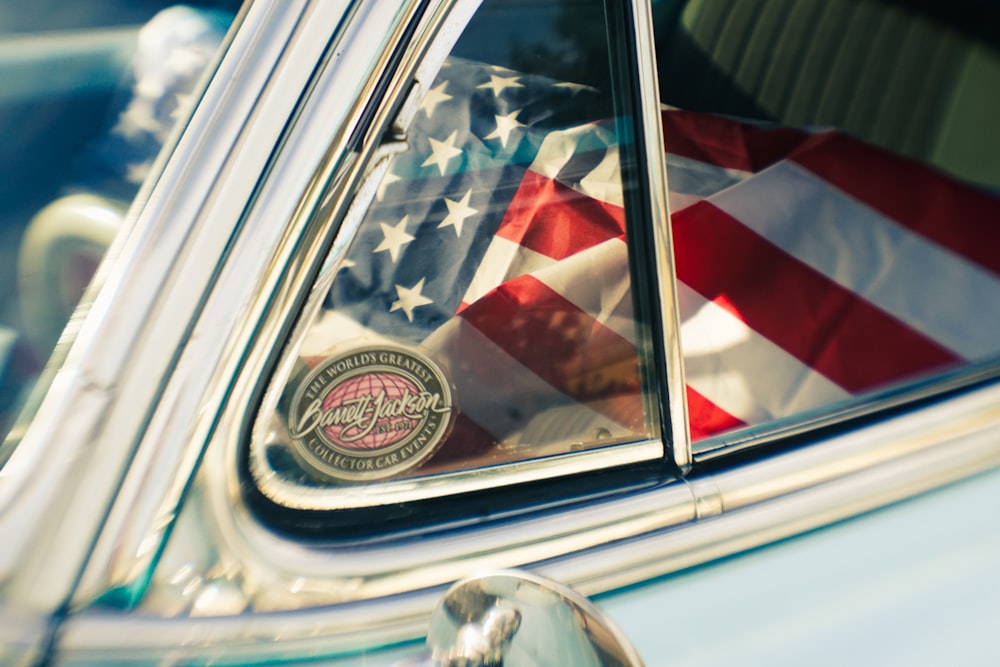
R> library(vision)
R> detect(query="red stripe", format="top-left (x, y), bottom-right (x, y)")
top-left (459, 274), bottom-right (640, 421)
top-left (496, 169), bottom-right (625, 260)
top-left (686, 386), bottom-right (746, 441)
top-left (426, 414), bottom-right (498, 469)
top-left (661, 109), bottom-right (810, 172)
top-left (789, 132), bottom-right (1000, 278)
top-left (673, 201), bottom-right (960, 392)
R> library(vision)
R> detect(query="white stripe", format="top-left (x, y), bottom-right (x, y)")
top-left (709, 161), bottom-right (1000, 360)
top-left (678, 282), bottom-right (851, 425)
top-left (665, 153), bottom-right (752, 206)
top-left (529, 122), bottom-right (623, 207)
top-left (301, 311), bottom-right (395, 357)
top-left (577, 145), bottom-right (623, 207)
top-left (461, 236), bottom-right (554, 304)
top-left (529, 238), bottom-right (636, 344)
top-left (529, 124), bottom-right (591, 180)
top-left (422, 318), bottom-right (628, 442)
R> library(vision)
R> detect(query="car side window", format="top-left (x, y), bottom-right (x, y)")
top-left (652, 0), bottom-right (1000, 451)
top-left (249, 0), bottom-right (669, 507)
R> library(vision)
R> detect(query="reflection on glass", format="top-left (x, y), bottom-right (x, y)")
top-left (0, 4), bottom-right (235, 464)
top-left (653, 0), bottom-right (1000, 447)
top-left (258, 0), bottom-right (655, 487)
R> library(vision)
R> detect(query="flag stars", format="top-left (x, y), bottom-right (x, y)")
top-left (477, 74), bottom-right (523, 96)
top-left (391, 278), bottom-right (434, 322)
top-left (376, 170), bottom-right (401, 201)
top-left (422, 130), bottom-right (463, 176)
top-left (438, 190), bottom-right (478, 237)
top-left (485, 109), bottom-right (525, 148)
top-left (420, 80), bottom-right (452, 118)
top-left (373, 216), bottom-right (414, 263)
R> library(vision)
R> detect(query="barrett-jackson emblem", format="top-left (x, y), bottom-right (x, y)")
top-left (289, 346), bottom-right (454, 481)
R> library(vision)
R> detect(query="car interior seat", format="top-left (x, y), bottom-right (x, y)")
top-left (652, 0), bottom-right (1000, 191)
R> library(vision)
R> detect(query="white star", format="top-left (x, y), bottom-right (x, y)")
top-left (438, 190), bottom-right (478, 237)
top-left (477, 74), bottom-right (523, 96)
top-left (421, 131), bottom-right (462, 176)
top-left (390, 278), bottom-right (433, 322)
top-left (373, 216), bottom-right (414, 263)
top-left (376, 170), bottom-right (401, 201)
top-left (420, 80), bottom-right (452, 118)
top-left (484, 109), bottom-right (525, 148)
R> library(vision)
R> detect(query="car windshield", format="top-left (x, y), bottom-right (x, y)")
top-left (0, 2), bottom-right (237, 464)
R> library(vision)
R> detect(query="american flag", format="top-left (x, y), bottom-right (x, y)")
top-left (304, 56), bottom-right (1000, 466)
top-left (665, 110), bottom-right (1000, 440)
top-left (310, 57), bottom-right (644, 466)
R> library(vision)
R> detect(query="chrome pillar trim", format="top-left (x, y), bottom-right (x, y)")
top-left (423, 571), bottom-right (644, 667)
top-left (52, 381), bottom-right (1000, 661)
top-left (249, 0), bottom-right (669, 513)
top-left (631, 0), bottom-right (691, 472)
top-left (0, 604), bottom-right (49, 667)
top-left (694, 357), bottom-right (1000, 461)
top-left (0, 0), bottom-right (269, 613)
top-left (254, 437), bottom-right (661, 510)
top-left (249, 0), bottom-right (666, 513)
top-left (71, 0), bottom-right (423, 608)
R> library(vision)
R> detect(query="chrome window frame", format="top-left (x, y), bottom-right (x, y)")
top-left (242, 0), bottom-right (690, 513)
top-left (69, 0), bottom-right (434, 607)
top-left (694, 357), bottom-right (1000, 463)
top-left (0, 0), bottom-right (269, 632)
top-left (60, 0), bottom-right (690, 611)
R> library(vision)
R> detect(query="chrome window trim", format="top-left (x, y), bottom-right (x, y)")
top-left (631, 0), bottom-right (691, 472)
top-left (244, 0), bottom-right (672, 511)
top-left (693, 357), bottom-right (1000, 462)
top-left (246, 0), bottom-right (665, 512)
top-left (70, 0), bottom-right (430, 608)
top-left (52, 378), bottom-right (1000, 663)
top-left (0, 0), bottom-right (273, 618)
top-left (69, 0), bottom-right (685, 608)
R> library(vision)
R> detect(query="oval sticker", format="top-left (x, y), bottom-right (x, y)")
top-left (289, 346), bottom-right (454, 481)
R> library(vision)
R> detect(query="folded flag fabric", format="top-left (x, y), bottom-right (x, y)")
top-left (309, 56), bottom-right (1000, 468)
top-left (665, 110), bottom-right (1000, 440)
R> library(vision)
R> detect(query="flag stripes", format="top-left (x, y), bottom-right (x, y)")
top-left (667, 108), bottom-right (1000, 439)
top-left (673, 199), bottom-right (960, 393)
top-left (314, 60), bottom-right (1000, 462)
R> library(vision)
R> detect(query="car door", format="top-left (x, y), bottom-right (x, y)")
top-left (1, 0), bottom-right (999, 665)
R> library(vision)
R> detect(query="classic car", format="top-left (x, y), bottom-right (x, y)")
top-left (1, 0), bottom-right (998, 664)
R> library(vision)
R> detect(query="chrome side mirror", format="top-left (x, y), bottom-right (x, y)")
top-left (402, 570), bottom-right (645, 667)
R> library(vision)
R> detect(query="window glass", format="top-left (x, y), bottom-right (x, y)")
top-left (652, 0), bottom-right (1000, 447)
top-left (0, 2), bottom-right (237, 464)
top-left (251, 0), bottom-right (660, 492)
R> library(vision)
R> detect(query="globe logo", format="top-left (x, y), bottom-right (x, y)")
top-left (321, 372), bottom-right (420, 450)
top-left (289, 346), bottom-right (454, 482)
